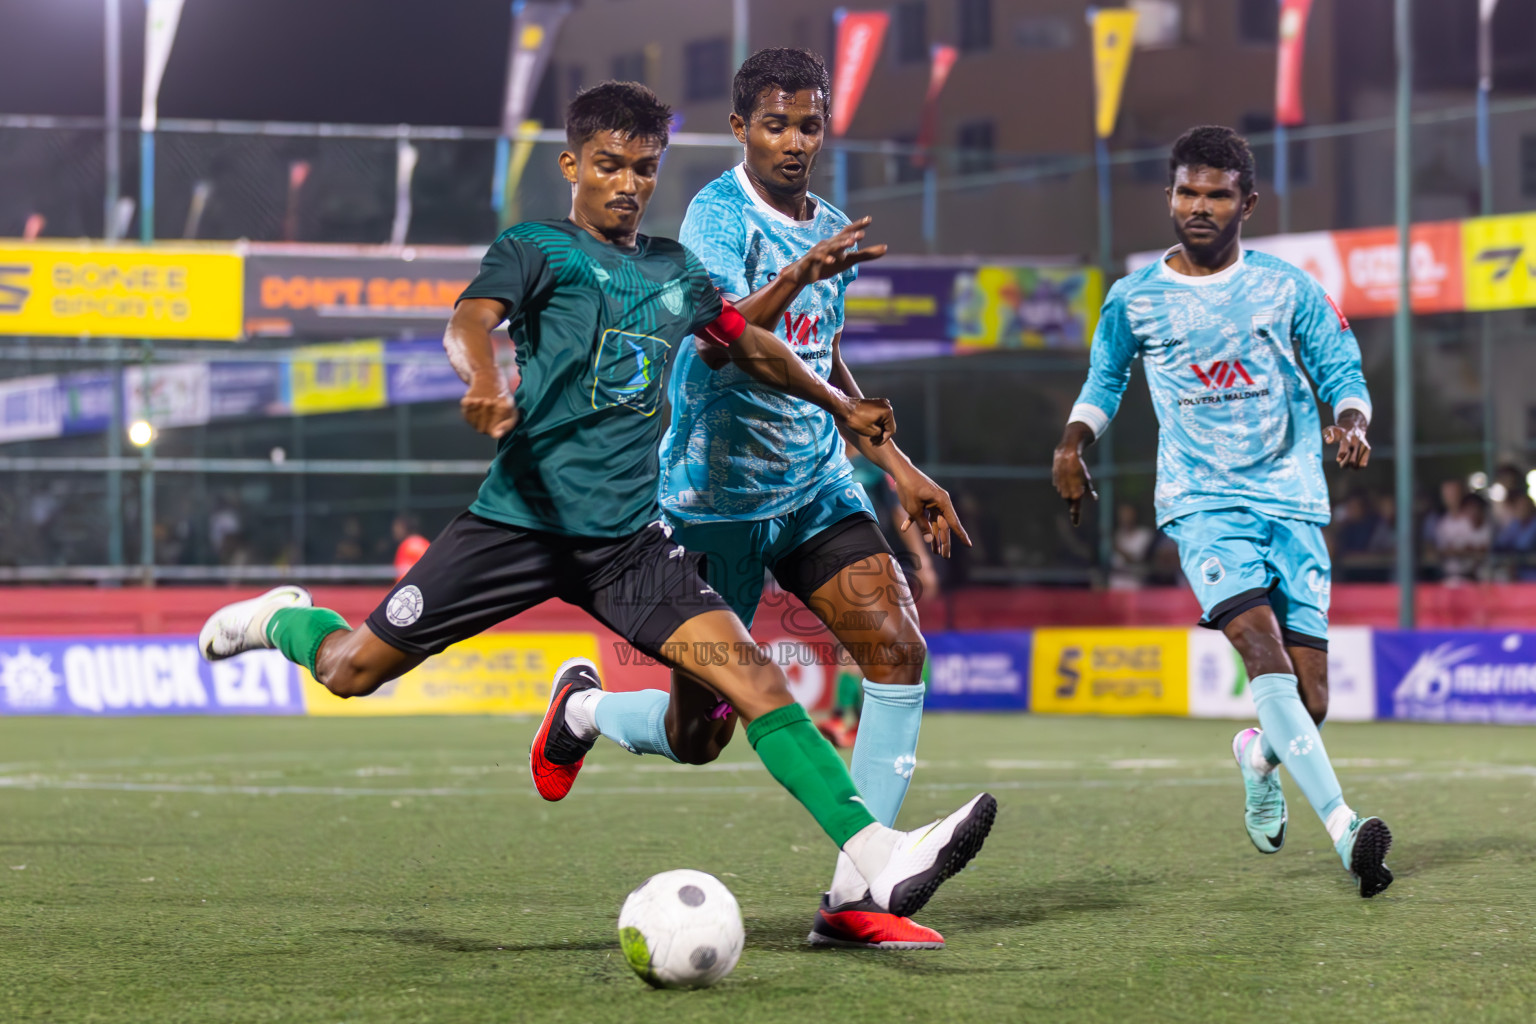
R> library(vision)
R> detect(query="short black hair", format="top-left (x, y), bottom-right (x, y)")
top-left (565, 81), bottom-right (672, 151)
top-left (1168, 125), bottom-right (1255, 196)
top-left (732, 47), bottom-right (831, 121)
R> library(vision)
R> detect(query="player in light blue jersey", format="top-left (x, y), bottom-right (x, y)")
top-left (1053, 126), bottom-right (1394, 898)
top-left (554, 49), bottom-right (973, 948)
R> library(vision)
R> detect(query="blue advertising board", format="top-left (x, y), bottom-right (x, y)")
top-left (925, 631), bottom-right (1032, 711)
top-left (1374, 630), bottom-right (1536, 724)
top-left (0, 637), bottom-right (304, 716)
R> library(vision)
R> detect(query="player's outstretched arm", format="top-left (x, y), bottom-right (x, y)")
top-left (828, 332), bottom-right (971, 557)
top-left (444, 297), bottom-right (518, 439)
top-left (1323, 408), bottom-right (1371, 469)
top-left (694, 217), bottom-right (887, 371)
top-left (1052, 421), bottom-right (1099, 528)
top-left (701, 311), bottom-right (894, 446)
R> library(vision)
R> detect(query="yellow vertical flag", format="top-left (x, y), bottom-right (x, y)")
top-left (1091, 9), bottom-right (1139, 139)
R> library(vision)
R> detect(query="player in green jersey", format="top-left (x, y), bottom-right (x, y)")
top-left (198, 82), bottom-right (994, 919)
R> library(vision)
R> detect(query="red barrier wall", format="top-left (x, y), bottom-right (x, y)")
top-left (4, 583), bottom-right (1535, 637)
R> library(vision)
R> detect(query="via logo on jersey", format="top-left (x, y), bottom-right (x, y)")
top-left (782, 311), bottom-right (821, 347)
top-left (1190, 360), bottom-right (1254, 389)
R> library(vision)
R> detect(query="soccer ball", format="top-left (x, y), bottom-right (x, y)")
top-left (617, 869), bottom-right (744, 989)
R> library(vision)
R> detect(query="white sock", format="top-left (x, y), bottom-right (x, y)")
top-left (1248, 732), bottom-right (1277, 775)
top-left (564, 689), bottom-right (605, 741)
top-left (826, 851), bottom-right (869, 908)
top-left (1325, 804), bottom-right (1356, 843)
top-left (841, 823), bottom-right (899, 887)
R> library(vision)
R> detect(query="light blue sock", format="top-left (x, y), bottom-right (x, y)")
top-left (849, 680), bottom-right (925, 826)
top-left (593, 689), bottom-right (679, 762)
top-left (1250, 673), bottom-right (1345, 826)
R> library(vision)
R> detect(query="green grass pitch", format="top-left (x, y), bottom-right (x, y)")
top-left (0, 714), bottom-right (1532, 1023)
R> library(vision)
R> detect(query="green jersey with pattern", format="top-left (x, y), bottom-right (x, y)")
top-left (457, 219), bottom-right (725, 537)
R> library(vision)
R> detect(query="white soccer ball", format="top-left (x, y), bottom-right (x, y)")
top-left (617, 869), bottom-right (744, 989)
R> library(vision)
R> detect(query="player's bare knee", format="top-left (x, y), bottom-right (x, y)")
top-left (863, 629), bottom-right (926, 686)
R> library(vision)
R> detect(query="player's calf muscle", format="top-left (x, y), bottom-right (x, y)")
top-left (314, 627), bottom-right (418, 698)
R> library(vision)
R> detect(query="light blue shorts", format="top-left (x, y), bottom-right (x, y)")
top-left (1162, 508), bottom-right (1331, 647)
top-left (664, 476), bottom-right (877, 628)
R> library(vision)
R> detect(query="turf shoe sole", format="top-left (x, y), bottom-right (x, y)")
top-left (197, 585), bottom-right (313, 662)
top-left (1338, 815), bottom-right (1394, 898)
top-left (869, 792), bottom-right (996, 919)
top-left (806, 893), bottom-right (944, 949)
top-left (1231, 728), bottom-right (1287, 854)
top-left (529, 657), bottom-right (603, 802)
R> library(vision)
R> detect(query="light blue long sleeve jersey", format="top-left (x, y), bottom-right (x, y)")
top-left (1070, 248), bottom-right (1372, 528)
top-left (659, 164), bottom-right (857, 523)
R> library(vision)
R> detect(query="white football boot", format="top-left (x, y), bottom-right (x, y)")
top-left (198, 585), bottom-right (313, 661)
top-left (864, 792), bottom-right (997, 919)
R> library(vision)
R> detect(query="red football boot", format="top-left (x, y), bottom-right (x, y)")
top-left (529, 657), bottom-right (603, 802)
top-left (806, 893), bottom-right (945, 950)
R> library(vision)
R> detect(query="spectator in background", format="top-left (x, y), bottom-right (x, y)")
top-left (391, 514), bottom-right (431, 580)
top-left (1492, 463), bottom-right (1527, 530)
top-left (1495, 492), bottom-right (1536, 581)
top-left (1109, 502), bottom-right (1155, 590)
top-left (1435, 492), bottom-right (1493, 584)
top-left (332, 516), bottom-right (365, 565)
top-left (1422, 478), bottom-right (1466, 554)
top-left (1335, 492), bottom-right (1380, 557)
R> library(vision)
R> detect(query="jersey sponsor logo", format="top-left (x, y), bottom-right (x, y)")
top-left (386, 585), bottom-right (425, 627)
top-left (1190, 360), bottom-right (1254, 390)
top-left (782, 310), bottom-right (821, 347)
top-left (591, 329), bottom-right (672, 416)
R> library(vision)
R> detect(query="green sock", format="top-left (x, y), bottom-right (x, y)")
top-left (266, 607), bottom-right (351, 676)
top-left (745, 703), bottom-right (877, 847)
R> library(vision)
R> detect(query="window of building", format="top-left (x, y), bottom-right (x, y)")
top-left (895, 2), bottom-right (928, 63)
top-left (957, 119), bottom-right (995, 175)
top-left (611, 51), bottom-right (646, 85)
top-left (958, 0), bottom-right (992, 53)
top-left (1522, 134), bottom-right (1536, 197)
top-left (684, 37), bottom-right (731, 101)
top-left (1238, 0), bottom-right (1277, 44)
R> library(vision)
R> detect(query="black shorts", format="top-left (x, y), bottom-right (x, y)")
top-left (366, 512), bottom-right (732, 658)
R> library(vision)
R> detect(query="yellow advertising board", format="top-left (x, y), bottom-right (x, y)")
top-left (302, 632), bottom-right (600, 716)
top-left (0, 242), bottom-right (243, 339)
top-left (1462, 212), bottom-right (1536, 312)
top-left (289, 339), bottom-right (388, 415)
top-left (1030, 628), bottom-right (1189, 716)
top-left (951, 265), bottom-right (1103, 349)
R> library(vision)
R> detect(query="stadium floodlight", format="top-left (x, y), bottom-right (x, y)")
top-left (128, 420), bottom-right (154, 447)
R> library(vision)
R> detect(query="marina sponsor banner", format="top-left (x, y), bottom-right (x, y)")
top-left (301, 632), bottom-right (601, 716)
top-left (0, 243), bottom-right (243, 340)
top-left (1187, 626), bottom-right (1375, 721)
top-left (209, 360), bottom-right (287, 419)
top-left (244, 251), bottom-right (478, 338)
top-left (1374, 630), bottom-right (1536, 724)
top-left (925, 631), bottom-right (1031, 711)
top-left (0, 637), bottom-right (303, 716)
top-left (1030, 628), bottom-right (1189, 716)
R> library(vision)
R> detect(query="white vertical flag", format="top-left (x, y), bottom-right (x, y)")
top-left (141, 0), bottom-right (185, 132)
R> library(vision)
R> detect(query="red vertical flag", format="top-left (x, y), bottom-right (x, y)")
top-left (1275, 0), bottom-right (1314, 126)
top-left (913, 43), bottom-right (959, 167)
top-left (831, 10), bottom-right (890, 138)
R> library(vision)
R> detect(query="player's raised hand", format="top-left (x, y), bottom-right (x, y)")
top-left (837, 396), bottom-right (896, 447)
top-left (1052, 442), bottom-right (1098, 528)
top-left (460, 374), bottom-right (519, 438)
top-left (791, 216), bottom-right (888, 285)
top-left (1324, 410), bottom-right (1371, 469)
top-left (892, 467), bottom-right (972, 558)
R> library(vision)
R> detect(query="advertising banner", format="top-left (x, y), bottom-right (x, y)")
top-left (500, 3), bottom-right (571, 138)
top-left (1187, 626), bottom-right (1375, 721)
top-left (244, 251), bottom-right (478, 339)
top-left (0, 638), bottom-right (303, 716)
top-left (951, 265), bottom-right (1103, 350)
top-left (124, 361), bottom-right (211, 429)
top-left (0, 244), bottom-right (243, 340)
top-left (1333, 221), bottom-right (1463, 317)
top-left (926, 631), bottom-right (1031, 711)
top-left (1375, 630), bottom-right (1536, 724)
top-left (209, 361), bottom-right (287, 419)
top-left (831, 10), bottom-right (890, 138)
top-left (1463, 212), bottom-right (1536, 312)
top-left (59, 370), bottom-right (116, 436)
top-left (289, 339), bottom-right (387, 416)
top-left (302, 632), bottom-right (600, 716)
top-left (386, 338), bottom-right (464, 405)
top-left (0, 373), bottom-right (62, 443)
top-left (1030, 628), bottom-right (1189, 716)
